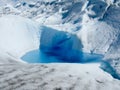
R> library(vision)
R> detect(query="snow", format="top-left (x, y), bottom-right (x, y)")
top-left (0, 15), bottom-right (40, 58)
top-left (0, 15), bottom-right (120, 89)
top-left (0, 63), bottom-right (120, 90)
top-left (77, 14), bottom-right (116, 54)
top-left (0, 0), bottom-right (120, 89)
top-left (44, 13), bottom-right (62, 25)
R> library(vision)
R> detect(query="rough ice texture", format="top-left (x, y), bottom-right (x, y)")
top-left (0, 63), bottom-right (120, 90)
top-left (0, 0), bottom-right (120, 89)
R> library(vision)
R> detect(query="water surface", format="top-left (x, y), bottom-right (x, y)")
top-left (21, 49), bottom-right (103, 63)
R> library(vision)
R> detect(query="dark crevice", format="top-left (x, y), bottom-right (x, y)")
top-left (100, 61), bottom-right (120, 80)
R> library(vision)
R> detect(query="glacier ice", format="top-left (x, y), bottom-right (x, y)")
top-left (0, 15), bottom-right (41, 57)
top-left (0, 0), bottom-right (120, 85)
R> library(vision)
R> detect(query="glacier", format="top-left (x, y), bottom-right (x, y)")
top-left (0, 0), bottom-right (120, 90)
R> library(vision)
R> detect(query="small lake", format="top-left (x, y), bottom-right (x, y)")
top-left (21, 49), bottom-right (103, 63)
top-left (21, 49), bottom-right (120, 80)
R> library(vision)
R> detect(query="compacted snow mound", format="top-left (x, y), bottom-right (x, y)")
top-left (0, 15), bottom-right (40, 58)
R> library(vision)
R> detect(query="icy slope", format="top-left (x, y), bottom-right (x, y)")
top-left (77, 0), bottom-right (120, 77)
top-left (0, 0), bottom-right (120, 89)
top-left (0, 0), bottom-right (120, 55)
top-left (0, 15), bottom-right (40, 58)
top-left (0, 63), bottom-right (120, 90)
top-left (0, 0), bottom-right (86, 31)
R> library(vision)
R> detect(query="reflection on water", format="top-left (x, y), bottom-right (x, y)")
top-left (21, 50), bottom-right (61, 63)
top-left (21, 49), bottom-right (103, 63)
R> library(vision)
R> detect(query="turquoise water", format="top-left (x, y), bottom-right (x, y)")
top-left (100, 61), bottom-right (120, 80)
top-left (21, 49), bottom-right (120, 80)
top-left (21, 49), bottom-right (103, 63)
top-left (21, 50), bottom-right (62, 63)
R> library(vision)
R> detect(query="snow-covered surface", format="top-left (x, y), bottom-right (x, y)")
top-left (1, 63), bottom-right (120, 90)
top-left (0, 15), bottom-right (40, 59)
top-left (0, 0), bottom-right (120, 89)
